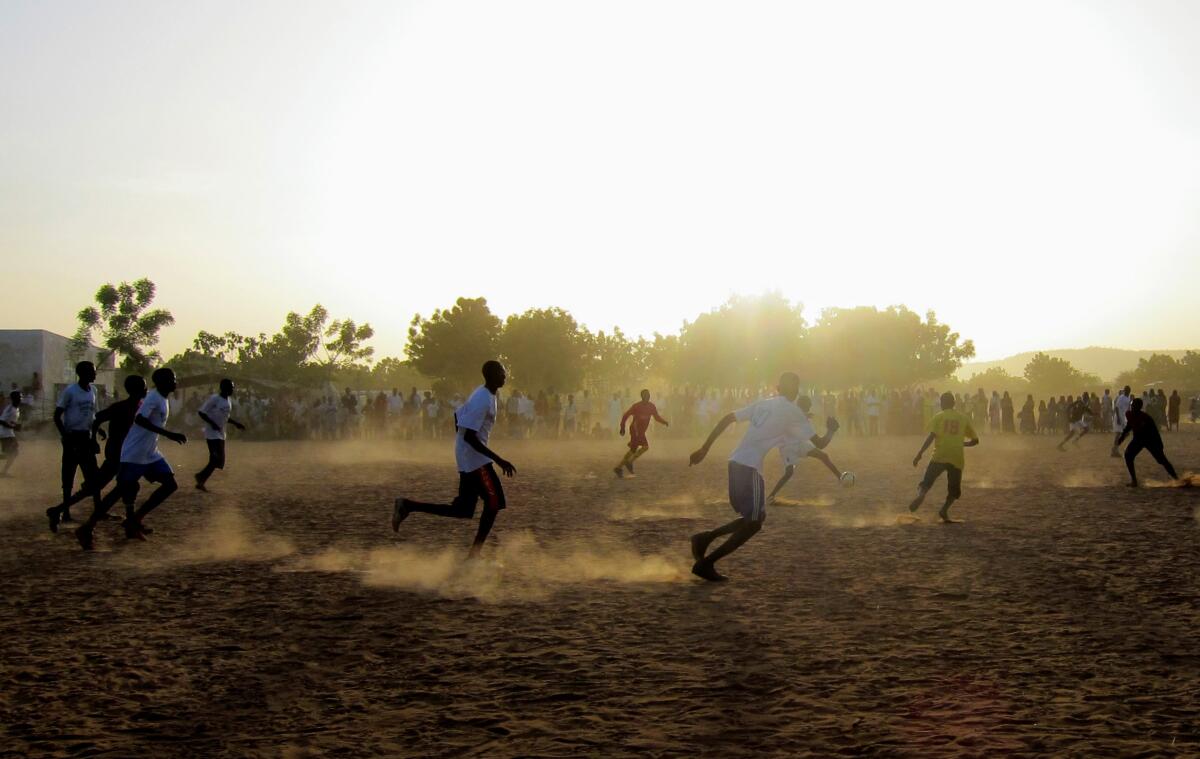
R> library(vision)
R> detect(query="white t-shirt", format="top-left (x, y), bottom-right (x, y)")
top-left (57, 383), bottom-right (97, 432)
top-left (198, 393), bottom-right (233, 440)
top-left (865, 394), bottom-right (881, 417)
top-left (1115, 393), bottom-right (1132, 426)
top-left (388, 395), bottom-right (404, 415)
top-left (121, 389), bottom-right (170, 464)
top-left (0, 404), bottom-right (18, 439)
top-left (780, 439), bottom-right (816, 467)
top-left (729, 395), bottom-right (817, 473)
top-left (454, 385), bottom-right (497, 472)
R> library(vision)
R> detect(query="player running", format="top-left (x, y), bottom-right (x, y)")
top-left (391, 361), bottom-right (516, 558)
top-left (1057, 392), bottom-right (1093, 451)
top-left (73, 375), bottom-right (148, 550)
top-left (766, 395), bottom-right (843, 503)
top-left (688, 372), bottom-right (843, 582)
top-left (613, 390), bottom-right (669, 478)
top-left (0, 391), bottom-right (22, 476)
top-left (47, 361), bottom-right (101, 530)
top-left (909, 392), bottom-right (979, 523)
top-left (118, 368), bottom-right (188, 541)
top-left (194, 378), bottom-right (246, 492)
top-left (1115, 397), bottom-right (1179, 487)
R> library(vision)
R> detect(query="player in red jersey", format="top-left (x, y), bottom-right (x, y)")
top-left (613, 389), bottom-right (669, 478)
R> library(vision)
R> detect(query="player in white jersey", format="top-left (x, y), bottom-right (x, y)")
top-left (765, 395), bottom-right (844, 503)
top-left (0, 391), bottom-right (22, 476)
top-left (391, 361), bottom-right (517, 558)
top-left (687, 372), bottom-right (843, 582)
top-left (1111, 385), bottom-right (1132, 457)
top-left (194, 378), bottom-right (246, 491)
top-left (118, 368), bottom-right (188, 540)
top-left (48, 361), bottom-right (101, 530)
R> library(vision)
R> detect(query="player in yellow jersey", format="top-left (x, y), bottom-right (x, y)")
top-left (909, 392), bottom-right (979, 523)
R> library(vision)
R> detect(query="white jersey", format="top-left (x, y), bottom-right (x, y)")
top-left (1114, 393), bottom-right (1132, 428)
top-left (454, 385), bottom-right (497, 472)
top-left (198, 393), bottom-right (233, 440)
top-left (121, 389), bottom-right (170, 464)
top-left (729, 396), bottom-right (817, 473)
top-left (0, 404), bottom-right (18, 439)
top-left (57, 383), bottom-right (97, 432)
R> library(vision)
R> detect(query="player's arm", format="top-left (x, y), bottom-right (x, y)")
top-left (619, 406), bottom-right (635, 434)
top-left (229, 416), bottom-right (246, 430)
top-left (964, 424), bottom-right (979, 448)
top-left (462, 428), bottom-right (515, 477)
top-left (811, 417), bottom-right (839, 450)
top-left (0, 415), bottom-right (17, 430)
top-left (653, 410), bottom-right (669, 427)
top-left (134, 414), bottom-right (187, 445)
top-left (912, 432), bottom-right (937, 467)
top-left (53, 406), bottom-right (66, 437)
top-left (1115, 420), bottom-right (1131, 446)
top-left (198, 410), bottom-right (221, 432)
top-left (91, 405), bottom-right (113, 441)
top-left (806, 449), bottom-right (842, 479)
top-left (689, 412), bottom-right (736, 466)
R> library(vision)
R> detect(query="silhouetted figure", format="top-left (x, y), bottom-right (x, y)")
top-left (988, 391), bottom-right (1001, 433)
top-left (1116, 397), bottom-right (1178, 487)
top-left (614, 390), bottom-right (669, 479)
top-left (766, 395), bottom-right (843, 502)
top-left (195, 379), bottom-right (246, 492)
top-left (1018, 395), bottom-right (1036, 434)
top-left (1057, 392), bottom-right (1093, 451)
top-left (1001, 391), bottom-right (1015, 433)
top-left (391, 361), bottom-right (516, 558)
top-left (1168, 390), bottom-right (1181, 432)
top-left (910, 392), bottom-right (980, 523)
top-left (0, 391), bottom-right (22, 476)
top-left (1111, 386), bottom-right (1133, 457)
top-left (688, 372), bottom-right (841, 582)
top-left (75, 376), bottom-right (149, 550)
top-left (48, 361), bottom-right (101, 530)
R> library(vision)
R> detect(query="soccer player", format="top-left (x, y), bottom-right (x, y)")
top-left (75, 376), bottom-right (149, 550)
top-left (766, 395), bottom-right (843, 503)
top-left (47, 361), bottom-right (101, 530)
top-left (1057, 392), bottom-right (1093, 451)
top-left (1116, 397), bottom-right (1178, 487)
top-left (688, 372), bottom-right (842, 582)
top-left (194, 378), bottom-right (246, 492)
top-left (0, 391), bottom-right (22, 476)
top-left (909, 392), bottom-right (979, 523)
top-left (613, 389), bottom-right (669, 478)
top-left (1111, 386), bottom-right (1132, 457)
top-left (391, 361), bottom-right (516, 558)
top-left (118, 368), bottom-right (188, 541)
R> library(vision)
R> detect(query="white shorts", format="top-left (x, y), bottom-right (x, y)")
top-left (1070, 420), bottom-right (1090, 433)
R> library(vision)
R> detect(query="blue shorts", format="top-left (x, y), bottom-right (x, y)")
top-left (728, 461), bottom-right (766, 523)
top-left (118, 457), bottom-right (174, 483)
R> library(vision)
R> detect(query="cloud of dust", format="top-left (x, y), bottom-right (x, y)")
top-left (1059, 470), bottom-right (1113, 488)
top-left (608, 493), bottom-right (712, 521)
top-left (121, 506), bottom-right (295, 567)
top-left (286, 530), bottom-right (688, 603)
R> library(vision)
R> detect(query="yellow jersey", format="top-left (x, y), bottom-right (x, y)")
top-left (926, 409), bottom-right (976, 470)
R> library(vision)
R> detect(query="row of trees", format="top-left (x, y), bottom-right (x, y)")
top-left (94, 279), bottom-right (1195, 398)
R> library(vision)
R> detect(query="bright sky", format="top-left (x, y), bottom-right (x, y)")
top-left (3, 0), bottom-right (1199, 362)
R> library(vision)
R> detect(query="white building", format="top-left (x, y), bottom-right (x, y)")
top-left (0, 330), bottom-right (117, 415)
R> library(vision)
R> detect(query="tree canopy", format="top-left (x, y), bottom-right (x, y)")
top-left (1023, 352), bottom-right (1102, 396)
top-left (407, 297), bottom-right (503, 393)
top-left (71, 278), bottom-right (175, 375)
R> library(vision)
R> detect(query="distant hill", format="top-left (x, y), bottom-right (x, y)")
top-left (955, 347), bottom-right (1195, 384)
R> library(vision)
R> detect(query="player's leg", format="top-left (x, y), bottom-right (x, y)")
top-left (1147, 445), bottom-right (1178, 480)
top-left (807, 449), bottom-right (842, 481)
top-left (613, 446), bottom-right (635, 478)
top-left (938, 466), bottom-right (963, 523)
top-left (75, 477), bottom-right (130, 550)
top-left (630, 444), bottom-right (649, 463)
top-left (767, 465), bottom-right (795, 503)
top-left (467, 466), bottom-right (505, 557)
top-left (0, 439), bottom-right (16, 475)
top-left (1056, 429), bottom-right (1075, 451)
top-left (127, 470), bottom-right (178, 538)
top-left (692, 463), bottom-right (765, 581)
top-left (910, 462), bottom-right (944, 512)
top-left (1123, 440), bottom-right (1144, 486)
top-left (195, 440), bottom-right (224, 490)
top-left (393, 469), bottom-right (481, 530)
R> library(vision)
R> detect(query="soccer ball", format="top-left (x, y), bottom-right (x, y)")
top-left (839, 471), bottom-right (856, 488)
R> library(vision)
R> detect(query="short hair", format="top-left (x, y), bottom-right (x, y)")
top-left (123, 375), bottom-right (146, 394)
top-left (151, 368), bottom-right (174, 386)
top-left (482, 360), bottom-right (503, 376)
top-left (75, 361), bottom-right (95, 376)
top-left (1131, 397), bottom-right (1144, 411)
top-left (9, 391), bottom-right (19, 402)
top-left (940, 392), bottom-right (956, 409)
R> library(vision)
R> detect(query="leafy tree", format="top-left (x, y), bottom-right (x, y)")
top-left (319, 318), bottom-right (375, 371)
top-left (498, 307), bottom-right (589, 392)
top-left (1114, 352), bottom-right (1200, 392)
top-left (675, 293), bottom-right (807, 388)
top-left (951, 366), bottom-right (1029, 396)
top-left (71, 278), bottom-right (175, 374)
top-left (1023, 352), bottom-right (1101, 396)
top-left (584, 327), bottom-right (650, 391)
top-left (806, 306), bottom-right (974, 388)
top-left (407, 297), bottom-right (502, 393)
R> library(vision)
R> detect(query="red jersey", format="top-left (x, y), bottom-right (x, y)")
top-left (621, 400), bottom-right (666, 439)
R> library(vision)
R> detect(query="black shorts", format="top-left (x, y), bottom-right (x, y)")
top-left (206, 439), bottom-right (226, 469)
top-left (0, 437), bottom-right (16, 454)
top-left (920, 461), bottom-right (963, 499)
top-left (455, 464), bottom-right (507, 514)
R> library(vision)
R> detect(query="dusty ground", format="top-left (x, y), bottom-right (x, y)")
top-left (1, 427), bottom-right (1198, 757)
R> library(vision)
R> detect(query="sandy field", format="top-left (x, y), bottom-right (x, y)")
top-left (1, 428), bottom-right (1199, 757)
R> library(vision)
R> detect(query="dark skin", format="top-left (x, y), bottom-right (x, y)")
top-left (464, 364), bottom-right (514, 557)
top-left (53, 363), bottom-right (96, 439)
top-left (910, 405), bottom-right (979, 522)
top-left (134, 372), bottom-right (187, 446)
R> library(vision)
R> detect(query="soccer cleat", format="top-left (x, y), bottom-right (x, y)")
top-left (690, 532), bottom-right (710, 562)
top-left (391, 498), bottom-right (410, 532)
top-left (691, 561), bottom-right (729, 582)
top-left (60, 510), bottom-right (75, 524)
top-left (122, 518), bottom-right (148, 541)
top-left (612, 466), bottom-right (623, 479)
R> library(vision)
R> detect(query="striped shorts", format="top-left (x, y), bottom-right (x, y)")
top-left (728, 461), bottom-right (766, 523)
